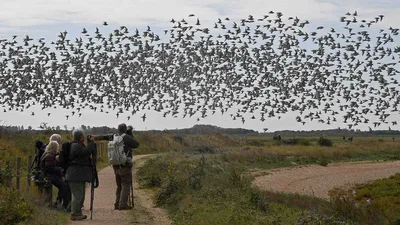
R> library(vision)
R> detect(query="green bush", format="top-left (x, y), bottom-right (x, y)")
top-left (282, 138), bottom-right (299, 145)
top-left (173, 135), bottom-right (184, 144)
top-left (318, 158), bottom-right (329, 167)
top-left (0, 187), bottom-right (32, 225)
top-left (0, 165), bottom-right (13, 185)
top-left (318, 137), bottom-right (333, 147)
top-left (298, 138), bottom-right (311, 146)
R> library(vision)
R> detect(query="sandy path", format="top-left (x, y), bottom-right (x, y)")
top-left (67, 154), bottom-right (171, 225)
top-left (253, 161), bottom-right (400, 199)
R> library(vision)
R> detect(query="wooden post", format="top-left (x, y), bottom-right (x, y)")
top-left (16, 157), bottom-right (21, 193)
top-left (27, 155), bottom-right (33, 187)
top-left (5, 160), bottom-right (11, 187)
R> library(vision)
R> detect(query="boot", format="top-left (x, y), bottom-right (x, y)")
top-left (70, 214), bottom-right (87, 221)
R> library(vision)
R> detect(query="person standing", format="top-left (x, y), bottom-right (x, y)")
top-left (113, 123), bottom-right (139, 210)
top-left (65, 128), bottom-right (96, 220)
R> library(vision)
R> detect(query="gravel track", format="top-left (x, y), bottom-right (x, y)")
top-left (253, 161), bottom-right (400, 199)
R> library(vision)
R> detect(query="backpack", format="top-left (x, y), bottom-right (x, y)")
top-left (108, 134), bottom-right (127, 165)
top-left (30, 140), bottom-right (46, 181)
top-left (59, 142), bottom-right (72, 172)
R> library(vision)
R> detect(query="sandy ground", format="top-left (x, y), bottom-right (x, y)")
top-left (67, 154), bottom-right (171, 225)
top-left (253, 160), bottom-right (400, 199)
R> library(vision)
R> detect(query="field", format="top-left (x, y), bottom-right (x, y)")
top-left (1, 128), bottom-right (400, 224)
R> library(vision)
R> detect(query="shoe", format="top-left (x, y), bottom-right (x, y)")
top-left (114, 204), bottom-right (119, 210)
top-left (119, 206), bottom-right (133, 210)
top-left (70, 214), bottom-right (87, 221)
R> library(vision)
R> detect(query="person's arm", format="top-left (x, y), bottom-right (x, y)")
top-left (69, 141), bottom-right (95, 160)
top-left (73, 141), bottom-right (95, 158)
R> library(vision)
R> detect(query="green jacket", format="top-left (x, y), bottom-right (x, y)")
top-left (65, 140), bottom-right (95, 183)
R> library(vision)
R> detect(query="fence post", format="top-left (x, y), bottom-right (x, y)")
top-left (5, 160), bottom-right (11, 187)
top-left (27, 155), bottom-right (32, 187)
top-left (16, 157), bottom-right (21, 193)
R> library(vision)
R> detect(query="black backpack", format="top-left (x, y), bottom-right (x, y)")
top-left (30, 140), bottom-right (46, 181)
top-left (59, 142), bottom-right (72, 172)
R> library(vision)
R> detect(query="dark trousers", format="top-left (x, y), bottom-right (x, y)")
top-left (113, 166), bottom-right (132, 208)
top-left (46, 174), bottom-right (71, 207)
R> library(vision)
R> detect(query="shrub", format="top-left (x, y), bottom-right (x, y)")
top-left (0, 187), bottom-right (32, 225)
top-left (0, 164), bottom-right (13, 185)
top-left (318, 158), bottom-right (329, 167)
top-left (173, 135), bottom-right (184, 144)
top-left (282, 138), bottom-right (299, 145)
top-left (298, 138), bottom-right (311, 146)
top-left (318, 137), bottom-right (333, 147)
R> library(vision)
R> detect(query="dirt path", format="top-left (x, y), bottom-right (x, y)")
top-left (253, 161), bottom-right (400, 199)
top-left (67, 154), bottom-right (171, 225)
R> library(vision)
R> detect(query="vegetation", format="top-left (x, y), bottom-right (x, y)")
top-left (137, 153), bottom-right (357, 224)
top-left (1, 125), bottom-right (400, 224)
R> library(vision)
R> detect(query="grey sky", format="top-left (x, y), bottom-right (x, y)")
top-left (0, 0), bottom-right (399, 132)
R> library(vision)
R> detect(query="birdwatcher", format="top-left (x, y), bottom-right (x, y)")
top-left (40, 140), bottom-right (71, 211)
top-left (66, 128), bottom-right (96, 221)
top-left (49, 133), bottom-right (62, 162)
top-left (113, 123), bottom-right (139, 210)
top-left (49, 133), bottom-right (72, 210)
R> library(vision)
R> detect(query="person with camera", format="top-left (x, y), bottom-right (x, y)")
top-left (113, 123), bottom-right (139, 210)
top-left (65, 128), bottom-right (96, 221)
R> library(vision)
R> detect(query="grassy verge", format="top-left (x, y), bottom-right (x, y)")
top-left (136, 153), bottom-right (356, 225)
top-left (0, 185), bottom-right (69, 225)
top-left (330, 173), bottom-right (400, 225)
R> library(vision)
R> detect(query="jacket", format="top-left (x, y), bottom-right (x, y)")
top-left (65, 140), bottom-right (95, 183)
top-left (40, 152), bottom-right (63, 177)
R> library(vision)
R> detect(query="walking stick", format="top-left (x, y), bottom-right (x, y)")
top-left (130, 179), bottom-right (134, 208)
top-left (90, 143), bottom-right (99, 220)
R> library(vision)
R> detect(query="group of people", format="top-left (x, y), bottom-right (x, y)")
top-left (39, 123), bottom-right (139, 221)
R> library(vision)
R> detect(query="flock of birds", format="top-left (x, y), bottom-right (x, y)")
top-left (0, 11), bottom-right (399, 129)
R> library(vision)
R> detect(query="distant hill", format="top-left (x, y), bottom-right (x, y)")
top-left (150, 124), bottom-right (259, 135)
top-left (1, 125), bottom-right (398, 137)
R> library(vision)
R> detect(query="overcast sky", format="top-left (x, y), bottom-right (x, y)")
top-left (0, 0), bottom-right (399, 132)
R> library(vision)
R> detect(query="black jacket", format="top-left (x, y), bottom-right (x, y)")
top-left (65, 140), bottom-right (95, 183)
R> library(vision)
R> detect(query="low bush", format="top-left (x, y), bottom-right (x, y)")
top-left (173, 135), bottom-right (184, 144)
top-left (0, 187), bottom-right (32, 225)
top-left (298, 138), bottom-right (311, 146)
top-left (282, 138), bottom-right (299, 145)
top-left (318, 137), bottom-right (333, 147)
top-left (0, 164), bottom-right (13, 185)
top-left (318, 158), bottom-right (329, 167)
